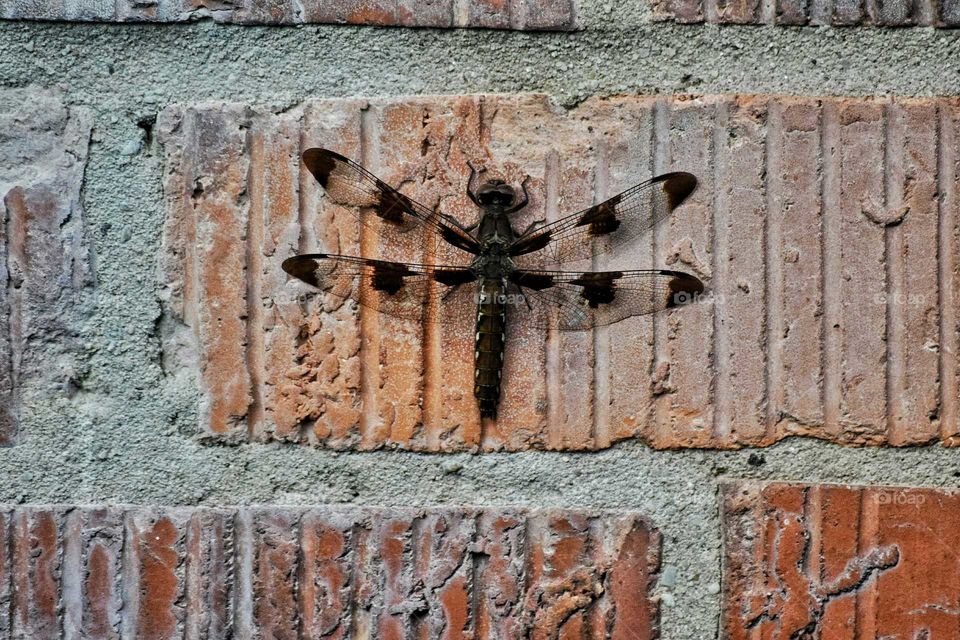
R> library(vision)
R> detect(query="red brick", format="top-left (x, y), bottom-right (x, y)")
top-left (125, 510), bottom-right (189, 639)
top-left (721, 481), bottom-right (960, 639)
top-left (651, 0), bottom-right (704, 22)
top-left (656, 0), bottom-right (959, 24)
top-left (159, 94), bottom-right (957, 451)
top-left (11, 508), bottom-right (62, 638)
top-left (62, 508), bottom-right (124, 639)
top-left (709, 0), bottom-right (761, 23)
top-left (0, 89), bottom-right (94, 445)
top-left (0, 0), bottom-right (579, 28)
top-left (183, 509), bottom-right (234, 638)
top-left (0, 504), bottom-right (658, 638)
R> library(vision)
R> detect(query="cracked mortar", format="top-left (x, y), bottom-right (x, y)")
top-left (2, 2), bottom-right (960, 638)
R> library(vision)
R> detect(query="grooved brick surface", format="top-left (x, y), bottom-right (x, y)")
top-left (0, 505), bottom-right (659, 639)
top-left (0, 0), bottom-right (580, 30)
top-left (721, 481), bottom-right (960, 639)
top-left (158, 94), bottom-right (960, 451)
top-left (0, 89), bottom-right (95, 446)
top-left (654, 0), bottom-right (960, 26)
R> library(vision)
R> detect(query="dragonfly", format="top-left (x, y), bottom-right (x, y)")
top-left (282, 148), bottom-right (704, 419)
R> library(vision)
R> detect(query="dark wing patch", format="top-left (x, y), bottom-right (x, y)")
top-left (302, 148), bottom-right (481, 263)
top-left (282, 253), bottom-right (479, 325)
top-left (509, 171), bottom-right (697, 267)
top-left (577, 196), bottom-right (622, 235)
top-left (568, 271), bottom-right (622, 308)
top-left (507, 268), bottom-right (704, 331)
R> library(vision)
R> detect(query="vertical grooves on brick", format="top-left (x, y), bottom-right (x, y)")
top-left (0, 188), bottom-right (16, 445)
top-left (452, 0), bottom-right (468, 26)
top-left (0, 509), bottom-right (11, 637)
top-left (713, 101), bottom-right (730, 442)
top-left (244, 121), bottom-right (266, 442)
top-left (709, 100), bottom-right (721, 443)
top-left (544, 150), bottom-right (560, 439)
top-left (704, 0), bottom-right (719, 22)
top-left (349, 521), bottom-right (372, 637)
top-left (296, 114), bottom-right (312, 255)
top-left (759, 0), bottom-right (776, 22)
top-left (821, 102), bottom-right (841, 433)
top-left (884, 102), bottom-right (905, 443)
top-left (408, 514), bottom-right (426, 639)
top-left (507, 0), bottom-right (520, 29)
top-left (566, 0), bottom-right (578, 28)
top-left (119, 513), bottom-right (136, 639)
top-left (858, 488), bottom-right (880, 637)
top-left (805, 486), bottom-right (823, 590)
top-left (940, 105), bottom-right (959, 440)
top-left (593, 139), bottom-right (610, 448)
top-left (232, 510), bottom-right (254, 638)
top-left (765, 102), bottom-right (781, 438)
top-left (469, 514), bottom-right (485, 640)
top-left (358, 106), bottom-right (379, 445)
top-left (60, 510), bottom-right (81, 640)
top-left (651, 100), bottom-right (668, 445)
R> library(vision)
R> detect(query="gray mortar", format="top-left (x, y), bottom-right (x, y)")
top-left (1, 4), bottom-right (960, 638)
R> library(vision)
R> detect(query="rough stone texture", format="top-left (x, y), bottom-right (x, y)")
top-left (0, 88), bottom-right (95, 446)
top-left (158, 93), bottom-right (959, 452)
top-left (0, 504), bottom-right (659, 639)
top-left (0, 0), bottom-right (580, 29)
top-left (653, 0), bottom-right (960, 25)
top-left (721, 481), bottom-right (960, 639)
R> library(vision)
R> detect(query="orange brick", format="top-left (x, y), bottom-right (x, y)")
top-left (159, 94), bottom-right (959, 451)
top-left (656, 0), bottom-right (954, 25)
top-left (722, 481), bottom-right (960, 639)
top-left (1, 0), bottom-right (580, 29)
top-left (0, 504), bottom-right (659, 638)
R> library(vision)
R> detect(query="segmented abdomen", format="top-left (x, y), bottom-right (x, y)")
top-left (474, 278), bottom-right (506, 419)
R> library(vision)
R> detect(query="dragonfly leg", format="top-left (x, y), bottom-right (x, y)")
top-left (506, 175), bottom-right (531, 213)
top-left (466, 160), bottom-right (486, 207)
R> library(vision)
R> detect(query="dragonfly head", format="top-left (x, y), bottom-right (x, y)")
top-left (475, 180), bottom-right (518, 210)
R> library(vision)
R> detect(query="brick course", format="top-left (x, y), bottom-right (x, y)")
top-left (0, 89), bottom-right (95, 446)
top-left (722, 481), bottom-right (960, 639)
top-left (654, 0), bottom-right (960, 26)
top-left (158, 93), bottom-right (960, 451)
top-left (0, 505), bottom-right (659, 639)
top-left (0, 0), bottom-right (580, 29)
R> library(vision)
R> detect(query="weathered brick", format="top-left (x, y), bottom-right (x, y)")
top-left (0, 0), bottom-right (580, 28)
top-left (721, 481), bottom-right (960, 639)
top-left (651, 0), bottom-right (704, 22)
top-left (0, 504), bottom-right (658, 638)
top-left (62, 508), bottom-right (124, 639)
top-left (159, 94), bottom-right (957, 451)
top-left (656, 0), bottom-right (959, 25)
top-left (0, 88), bottom-right (94, 446)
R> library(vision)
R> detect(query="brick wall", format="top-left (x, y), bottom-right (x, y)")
top-left (158, 94), bottom-right (959, 452)
top-left (654, 0), bottom-right (960, 26)
top-left (2, 0), bottom-right (959, 636)
top-left (0, 0), bottom-right (580, 29)
top-left (0, 505), bottom-right (658, 638)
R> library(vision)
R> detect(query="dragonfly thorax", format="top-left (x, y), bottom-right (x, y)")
top-left (471, 246), bottom-right (515, 279)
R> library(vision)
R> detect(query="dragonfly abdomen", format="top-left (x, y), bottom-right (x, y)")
top-left (474, 278), bottom-right (506, 419)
